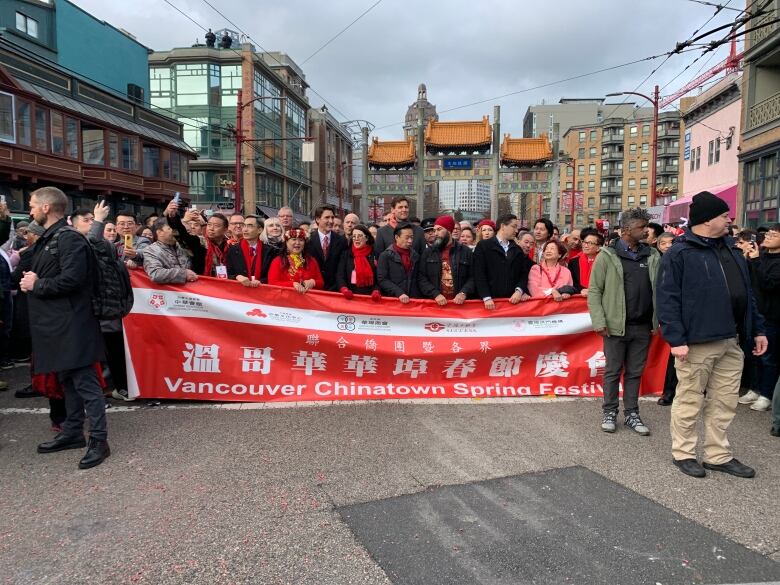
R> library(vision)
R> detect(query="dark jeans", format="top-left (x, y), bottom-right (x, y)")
top-left (602, 323), bottom-right (651, 414)
top-left (103, 330), bottom-right (127, 392)
top-left (661, 351), bottom-right (677, 401)
top-left (757, 319), bottom-right (778, 399)
top-left (58, 365), bottom-right (107, 441)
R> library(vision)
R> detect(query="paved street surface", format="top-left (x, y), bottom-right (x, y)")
top-left (1, 363), bottom-right (778, 585)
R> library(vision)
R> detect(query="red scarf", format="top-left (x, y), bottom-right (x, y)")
top-left (204, 238), bottom-right (229, 276)
top-left (540, 262), bottom-right (563, 288)
top-left (352, 243), bottom-right (374, 287)
top-left (578, 253), bottom-right (596, 288)
top-left (394, 244), bottom-right (412, 273)
top-left (240, 239), bottom-right (263, 281)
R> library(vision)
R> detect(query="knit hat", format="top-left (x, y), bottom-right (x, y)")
top-left (27, 221), bottom-right (44, 236)
top-left (434, 215), bottom-right (456, 233)
top-left (477, 219), bottom-right (496, 231)
top-left (689, 191), bottom-right (730, 226)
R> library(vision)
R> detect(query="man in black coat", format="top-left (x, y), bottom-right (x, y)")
top-left (377, 224), bottom-right (420, 302)
top-left (472, 213), bottom-right (534, 310)
top-left (305, 204), bottom-right (347, 292)
top-left (21, 187), bottom-right (109, 469)
top-left (374, 196), bottom-right (426, 256)
top-left (418, 215), bottom-right (474, 305)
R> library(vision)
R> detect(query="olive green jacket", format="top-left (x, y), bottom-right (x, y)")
top-left (586, 243), bottom-right (660, 336)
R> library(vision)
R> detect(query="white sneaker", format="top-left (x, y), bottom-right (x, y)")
top-left (738, 390), bottom-right (760, 405)
top-left (750, 396), bottom-right (772, 411)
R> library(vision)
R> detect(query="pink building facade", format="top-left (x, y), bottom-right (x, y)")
top-left (666, 75), bottom-right (741, 224)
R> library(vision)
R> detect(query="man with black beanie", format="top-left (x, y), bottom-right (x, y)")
top-left (657, 191), bottom-right (767, 479)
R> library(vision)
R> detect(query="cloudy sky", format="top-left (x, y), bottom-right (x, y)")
top-left (74, 0), bottom-right (743, 140)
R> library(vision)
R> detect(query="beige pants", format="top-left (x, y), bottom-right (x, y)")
top-left (670, 337), bottom-right (743, 465)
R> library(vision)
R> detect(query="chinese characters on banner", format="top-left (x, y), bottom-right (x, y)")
top-left (124, 272), bottom-right (669, 403)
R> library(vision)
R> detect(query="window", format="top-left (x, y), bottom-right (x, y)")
top-left (149, 67), bottom-right (173, 110)
top-left (34, 107), bottom-right (47, 150)
top-left (708, 139), bottom-right (721, 165)
top-left (82, 124), bottom-right (104, 165)
top-left (642, 124), bottom-right (651, 136)
top-left (578, 148), bottom-right (585, 158)
top-left (175, 64), bottom-right (210, 106)
top-left (590, 130), bottom-right (597, 141)
top-left (588, 197), bottom-right (595, 208)
top-left (628, 178), bottom-right (636, 188)
top-left (15, 12), bottom-right (38, 38)
top-left (640, 160), bottom-right (649, 171)
top-left (220, 64), bottom-right (242, 107)
top-left (15, 98), bottom-right (30, 146)
top-left (171, 151), bottom-right (181, 182)
top-left (577, 164), bottom-right (584, 175)
top-left (629, 161), bottom-right (636, 172)
top-left (695, 146), bottom-right (701, 170)
top-left (50, 112), bottom-right (64, 155)
top-left (65, 117), bottom-right (78, 159)
top-left (589, 164), bottom-right (596, 175)
top-left (640, 195), bottom-right (647, 205)
top-left (109, 133), bottom-right (119, 167)
top-left (640, 178), bottom-right (648, 188)
top-left (161, 149), bottom-right (171, 179)
top-left (578, 131), bottom-right (586, 143)
top-left (589, 147), bottom-right (596, 157)
top-left (629, 143), bottom-right (637, 154)
top-left (642, 143), bottom-right (649, 153)
top-left (577, 180), bottom-right (584, 190)
top-left (588, 180), bottom-right (595, 192)
top-left (143, 144), bottom-right (160, 177)
top-left (629, 125), bottom-right (638, 137)
top-left (628, 196), bottom-right (635, 204)
top-left (122, 136), bottom-right (139, 171)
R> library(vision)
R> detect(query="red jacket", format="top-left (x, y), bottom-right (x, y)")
top-left (267, 255), bottom-right (325, 289)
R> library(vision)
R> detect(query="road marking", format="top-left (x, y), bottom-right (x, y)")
top-left (0, 395), bottom-right (665, 415)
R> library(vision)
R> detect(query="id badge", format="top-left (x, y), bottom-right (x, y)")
top-left (215, 265), bottom-right (228, 279)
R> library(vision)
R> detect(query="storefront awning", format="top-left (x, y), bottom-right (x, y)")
top-left (663, 185), bottom-right (737, 224)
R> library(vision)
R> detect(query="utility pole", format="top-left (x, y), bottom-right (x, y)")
top-left (650, 84), bottom-right (659, 207)
top-left (362, 126), bottom-right (369, 222)
top-left (416, 105), bottom-right (425, 220)
top-left (491, 105), bottom-right (500, 219)
top-left (549, 123), bottom-right (560, 224)
top-left (235, 88), bottom-right (244, 214)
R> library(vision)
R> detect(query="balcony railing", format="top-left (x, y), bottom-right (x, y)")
top-left (752, 6), bottom-right (778, 47)
top-left (602, 150), bottom-right (624, 161)
top-left (602, 132), bottom-right (623, 144)
top-left (748, 90), bottom-right (780, 131)
top-left (602, 167), bottom-right (622, 178)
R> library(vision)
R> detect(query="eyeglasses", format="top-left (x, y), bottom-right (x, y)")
top-left (582, 240), bottom-right (601, 246)
top-left (352, 234), bottom-right (366, 240)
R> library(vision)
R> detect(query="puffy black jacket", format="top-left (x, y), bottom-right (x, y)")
top-left (749, 252), bottom-right (780, 322)
top-left (377, 247), bottom-right (419, 298)
top-left (417, 242), bottom-right (475, 299)
top-left (656, 229), bottom-right (765, 348)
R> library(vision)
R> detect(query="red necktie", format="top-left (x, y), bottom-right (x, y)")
top-left (323, 234), bottom-right (329, 259)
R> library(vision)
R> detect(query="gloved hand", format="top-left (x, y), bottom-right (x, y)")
top-left (340, 287), bottom-right (354, 300)
top-left (371, 289), bottom-right (382, 303)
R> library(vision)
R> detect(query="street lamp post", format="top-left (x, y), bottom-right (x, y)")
top-left (562, 158), bottom-right (576, 230)
top-left (606, 84), bottom-right (660, 207)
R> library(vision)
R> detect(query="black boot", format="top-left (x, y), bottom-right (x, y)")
top-left (78, 437), bottom-right (110, 469)
top-left (38, 432), bottom-right (86, 453)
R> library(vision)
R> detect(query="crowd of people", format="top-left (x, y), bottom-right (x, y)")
top-left (1, 187), bottom-right (777, 473)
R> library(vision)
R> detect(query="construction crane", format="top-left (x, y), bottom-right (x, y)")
top-left (660, 38), bottom-right (743, 108)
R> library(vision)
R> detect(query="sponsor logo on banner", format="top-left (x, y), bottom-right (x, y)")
top-left (424, 321), bottom-right (477, 334)
top-left (337, 315), bottom-right (356, 331)
top-left (171, 295), bottom-right (208, 313)
top-left (355, 317), bottom-right (391, 332)
top-left (267, 310), bottom-right (303, 324)
top-left (246, 308), bottom-right (268, 318)
top-left (514, 317), bottom-right (565, 331)
top-left (148, 293), bottom-right (167, 309)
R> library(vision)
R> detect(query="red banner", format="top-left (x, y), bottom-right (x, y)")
top-left (124, 272), bottom-right (668, 403)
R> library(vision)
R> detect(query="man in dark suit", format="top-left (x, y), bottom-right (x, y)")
top-left (472, 213), bottom-right (534, 310)
top-left (305, 204), bottom-right (347, 292)
top-left (21, 186), bottom-right (109, 469)
top-left (374, 196), bottom-right (425, 256)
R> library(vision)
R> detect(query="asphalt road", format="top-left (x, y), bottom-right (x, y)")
top-left (0, 364), bottom-right (778, 585)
